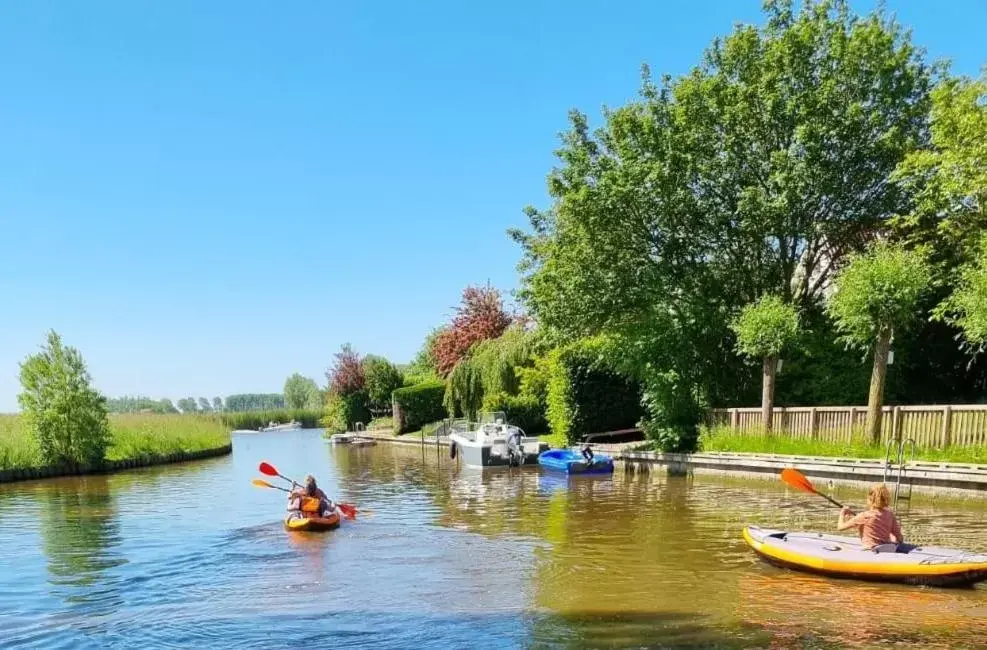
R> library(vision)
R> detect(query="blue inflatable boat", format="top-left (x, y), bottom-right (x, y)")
top-left (538, 449), bottom-right (614, 474)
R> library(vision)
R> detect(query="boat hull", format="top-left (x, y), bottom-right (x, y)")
top-left (538, 449), bottom-right (614, 474)
top-left (448, 434), bottom-right (546, 468)
top-left (284, 511), bottom-right (341, 532)
top-left (743, 526), bottom-right (987, 588)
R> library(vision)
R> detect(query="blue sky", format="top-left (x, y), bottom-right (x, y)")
top-left (1, 1), bottom-right (984, 411)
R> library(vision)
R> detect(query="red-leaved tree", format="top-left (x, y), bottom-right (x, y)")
top-left (431, 285), bottom-right (513, 376)
top-left (327, 344), bottom-right (365, 395)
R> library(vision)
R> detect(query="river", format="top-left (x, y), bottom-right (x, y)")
top-left (1, 429), bottom-right (986, 648)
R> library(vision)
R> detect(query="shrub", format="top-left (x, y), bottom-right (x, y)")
top-left (393, 381), bottom-right (446, 434)
top-left (18, 331), bottom-right (111, 467)
top-left (221, 409), bottom-right (323, 430)
top-left (363, 356), bottom-right (404, 409)
top-left (545, 340), bottom-right (643, 445)
top-left (481, 392), bottom-right (548, 434)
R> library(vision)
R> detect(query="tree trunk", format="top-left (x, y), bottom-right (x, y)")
top-left (866, 327), bottom-right (893, 445)
top-left (762, 355), bottom-right (777, 434)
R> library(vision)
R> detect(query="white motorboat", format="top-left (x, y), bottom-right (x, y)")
top-left (447, 412), bottom-right (547, 468)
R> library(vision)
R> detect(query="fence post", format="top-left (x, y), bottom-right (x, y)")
top-left (730, 408), bottom-right (738, 432)
top-left (779, 407), bottom-right (787, 434)
top-left (941, 405), bottom-right (953, 448)
top-left (892, 406), bottom-right (902, 442)
top-left (809, 407), bottom-right (818, 439)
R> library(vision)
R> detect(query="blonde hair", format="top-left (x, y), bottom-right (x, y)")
top-left (867, 484), bottom-right (891, 510)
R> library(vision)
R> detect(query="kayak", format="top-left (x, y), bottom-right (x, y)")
top-left (743, 525), bottom-right (987, 587)
top-left (284, 510), bottom-right (341, 532)
top-left (538, 449), bottom-right (614, 474)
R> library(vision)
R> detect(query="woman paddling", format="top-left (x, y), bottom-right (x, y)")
top-left (837, 483), bottom-right (912, 553)
top-left (288, 474), bottom-right (337, 518)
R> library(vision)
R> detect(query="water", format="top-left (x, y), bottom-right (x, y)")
top-left (1, 429), bottom-right (986, 648)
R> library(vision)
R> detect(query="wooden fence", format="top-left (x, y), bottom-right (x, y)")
top-left (708, 405), bottom-right (987, 449)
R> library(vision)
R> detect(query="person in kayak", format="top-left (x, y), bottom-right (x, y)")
top-left (837, 483), bottom-right (909, 552)
top-left (288, 474), bottom-right (336, 518)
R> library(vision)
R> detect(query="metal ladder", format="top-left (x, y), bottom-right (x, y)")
top-left (883, 437), bottom-right (916, 510)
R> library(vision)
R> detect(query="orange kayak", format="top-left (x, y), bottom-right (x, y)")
top-left (284, 510), bottom-right (341, 532)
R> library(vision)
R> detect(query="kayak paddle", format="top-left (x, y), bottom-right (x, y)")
top-left (257, 461), bottom-right (361, 519)
top-left (780, 468), bottom-right (845, 509)
top-left (252, 478), bottom-right (290, 492)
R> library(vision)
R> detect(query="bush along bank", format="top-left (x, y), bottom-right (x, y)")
top-left (393, 381), bottom-right (446, 434)
top-left (221, 409), bottom-right (323, 431)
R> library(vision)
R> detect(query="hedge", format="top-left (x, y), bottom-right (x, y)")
top-left (321, 392), bottom-right (371, 435)
top-left (546, 340), bottom-right (643, 445)
top-left (392, 381), bottom-right (446, 434)
top-left (481, 392), bottom-right (548, 435)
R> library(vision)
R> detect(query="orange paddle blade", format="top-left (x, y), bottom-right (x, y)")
top-left (252, 478), bottom-right (289, 491)
top-left (337, 503), bottom-right (357, 520)
top-left (780, 468), bottom-right (817, 495)
top-left (258, 462), bottom-right (279, 477)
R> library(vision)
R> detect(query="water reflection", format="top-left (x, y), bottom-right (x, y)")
top-left (39, 476), bottom-right (127, 618)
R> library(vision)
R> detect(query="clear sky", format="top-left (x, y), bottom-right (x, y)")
top-left (1, 1), bottom-right (984, 411)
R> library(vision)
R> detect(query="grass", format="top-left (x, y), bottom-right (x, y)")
top-left (697, 425), bottom-right (987, 465)
top-left (0, 413), bottom-right (231, 471)
top-left (220, 409), bottom-right (322, 431)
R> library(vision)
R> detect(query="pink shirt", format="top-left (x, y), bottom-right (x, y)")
top-left (847, 508), bottom-right (902, 549)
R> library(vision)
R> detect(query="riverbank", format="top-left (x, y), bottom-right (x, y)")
top-left (0, 414), bottom-right (232, 482)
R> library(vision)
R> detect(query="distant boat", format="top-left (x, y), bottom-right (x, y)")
top-left (259, 420), bottom-right (302, 432)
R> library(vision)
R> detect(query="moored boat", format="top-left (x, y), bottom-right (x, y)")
top-left (447, 412), bottom-right (548, 468)
top-left (743, 525), bottom-right (987, 587)
top-left (538, 448), bottom-right (614, 474)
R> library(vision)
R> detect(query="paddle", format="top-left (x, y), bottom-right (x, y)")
top-left (252, 478), bottom-right (290, 492)
top-left (257, 461), bottom-right (361, 520)
top-left (780, 468), bottom-right (846, 509)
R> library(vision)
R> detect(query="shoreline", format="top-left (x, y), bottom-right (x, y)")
top-left (0, 443), bottom-right (233, 484)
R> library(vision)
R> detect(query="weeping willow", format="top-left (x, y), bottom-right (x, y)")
top-left (443, 325), bottom-right (541, 419)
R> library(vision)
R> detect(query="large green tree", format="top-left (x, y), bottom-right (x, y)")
top-left (826, 243), bottom-right (932, 443)
top-left (362, 356), bottom-right (404, 410)
top-left (511, 0), bottom-right (933, 434)
top-left (18, 330), bottom-right (111, 466)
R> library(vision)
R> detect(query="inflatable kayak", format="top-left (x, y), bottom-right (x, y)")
top-left (538, 449), bottom-right (614, 474)
top-left (743, 526), bottom-right (987, 587)
top-left (284, 510), bottom-right (341, 532)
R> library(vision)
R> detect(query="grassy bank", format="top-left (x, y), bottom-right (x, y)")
top-left (0, 413), bottom-right (231, 471)
top-left (220, 409), bottom-right (322, 431)
top-left (697, 426), bottom-right (987, 464)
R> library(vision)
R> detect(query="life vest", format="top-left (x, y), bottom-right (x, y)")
top-left (299, 496), bottom-right (322, 514)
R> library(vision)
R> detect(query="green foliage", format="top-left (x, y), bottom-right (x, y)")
top-left (17, 331), bottom-right (111, 467)
top-left (212, 397), bottom-right (224, 412)
top-left (731, 296), bottom-right (799, 360)
top-left (481, 392), bottom-right (548, 434)
top-left (197, 397), bottom-right (212, 413)
top-left (283, 373), bottom-right (322, 410)
top-left (511, 0), bottom-right (933, 421)
top-left (176, 398), bottom-right (198, 413)
top-left (224, 393), bottom-right (285, 412)
top-left (106, 396), bottom-right (179, 414)
top-left (826, 242), bottom-right (933, 349)
top-left (404, 329), bottom-right (443, 384)
top-left (392, 381), bottom-right (446, 434)
top-left (320, 392), bottom-right (370, 435)
top-left (544, 339), bottom-right (643, 446)
top-left (0, 413), bottom-right (231, 471)
top-left (362, 356), bottom-right (404, 409)
top-left (443, 325), bottom-right (541, 419)
top-left (892, 72), bottom-right (987, 268)
top-left (220, 409), bottom-right (323, 431)
top-left (938, 239), bottom-right (987, 352)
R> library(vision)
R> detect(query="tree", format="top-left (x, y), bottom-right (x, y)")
top-left (826, 243), bottom-right (932, 443)
top-left (159, 398), bottom-right (179, 414)
top-left (197, 397), bottom-right (212, 412)
top-left (938, 239), bottom-right (987, 352)
top-left (212, 397), bottom-right (224, 412)
top-left (510, 0), bottom-right (933, 432)
top-left (327, 344), bottom-right (365, 395)
top-left (892, 72), bottom-right (987, 269)
top-left (18, 330), bottom-right (111, 466)
top-left (731, 296), bottom-right (800, 432)
top-left (362, 356), bottom-right (404, 410)
top-left (224, 393), bottom-right (284, 411)
top-left (283, 373), bottom-right (321, 410)
top-left (176, 397), bottom-right (198, 414)
top-left (431, 285), bottom-right (513, 376)
top-left (404, 328), bottom-right (443, 384)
